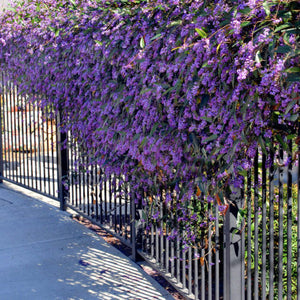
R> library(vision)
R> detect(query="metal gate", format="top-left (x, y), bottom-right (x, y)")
top-left (1, 73), bottom-right (299, 299)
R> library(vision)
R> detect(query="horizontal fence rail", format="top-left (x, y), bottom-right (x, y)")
top-left (1, 76), bottom-right (299, 299)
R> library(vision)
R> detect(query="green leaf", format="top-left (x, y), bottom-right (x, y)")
top-left (239, 169), bottom-right (248, 177)
top-left (283, 33), bottom-right (291, 45)
top-left (140, 137), bottom-right (147, 147)
top-left (201, 62), bottom-right (208, 68)
top-left (150, 33), bottom-right (162, 41)
top-left (240, 130), bottom-right (248, 143)
top-left (287, 134), bottom-right (296, 140)
top-left (216, 43), bottom-right (222, 54)
top-left (5, 6), bottom-right (16, 12)
top-left (140, 36), bottom-right (145, 49)
top-left (287, 114), bottom-right (299, 122)
top-left (198, 113), bottom-right (211, 121)
top-left (255, 51), bottom-right (262, 65)
top-left (241, 21), bottom-right (251, 27)
top-left (140, 88), bottom-right (152, 95)
top-left (276, 134), bottom-right (289, 151)
top-left (285, 67), bottom-right (300, 73)
top-left (284, 99), bottom-right (297, 115)
top-left (141, 210), bottom-right (147, 222)
top-left (258, 136), bottom-right (267, 155)
top-left (282, 11), bottom-right (292, 20)
top-left (274, 23), bottom-right (292, 33)
top-left (277, 45), bottom-right (292, 53)
top-left (150, 123), bottom-right (159, 136)
top-left (263, 2), bottom-right (271, 16)
top-left (203, 134), bottom-right (218, 143)
top-left (231, 228), bottom-right (240, 239)
top-left (236, 208), bottom-right (246, 228)
top-left (94, 40), bottom-right (103, 46)
top-left (238, 7), bottom-right (251, 15)
top-left (195, 28), bottom-right (207, 38)
top-left (167, 20), bottom-right (183, 28)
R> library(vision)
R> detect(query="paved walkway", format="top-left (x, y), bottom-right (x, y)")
top-left (0, 182), bottom-right (174, 300)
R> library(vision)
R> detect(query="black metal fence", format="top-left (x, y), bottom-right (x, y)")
top-left (1, 75), bottom-right (299, 299)
top-left (0, 72), bottom-right (60, 198)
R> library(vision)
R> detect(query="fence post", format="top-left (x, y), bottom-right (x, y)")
top-left (131, 190), bottom-right (137, 262)
top-left (224, 187), bottom-right (244, 300)
top-left (0, 92), bottom-right (3, 184)
top-left (56, 111), bottom-right (69, 211)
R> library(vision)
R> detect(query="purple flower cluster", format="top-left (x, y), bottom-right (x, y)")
top-left (0, 0), bottom-right (299, 244)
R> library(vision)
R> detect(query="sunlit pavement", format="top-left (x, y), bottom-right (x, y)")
top-left (0, 182), bottom-right (174, 300)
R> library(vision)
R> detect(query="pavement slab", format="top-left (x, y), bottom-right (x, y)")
top-left (0, 183), bottom-right (174, 300)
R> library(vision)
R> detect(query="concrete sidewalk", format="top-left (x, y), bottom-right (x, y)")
top-left (0, 182), bottom-right (174, 300)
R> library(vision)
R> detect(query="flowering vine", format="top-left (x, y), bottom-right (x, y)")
top-left (0, 0), bottom-right (299, 244)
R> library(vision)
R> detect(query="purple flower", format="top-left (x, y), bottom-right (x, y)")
top-left (231, 19), bottom-right (241, 35)
top-left (0, 0), bottom-right (298, 248)
top-left (165, 193), bottom-right (172, 204)
top-left (218, 205), bottom-right (227, 212)
top-left (152, 211), bottom-right (159, 220)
